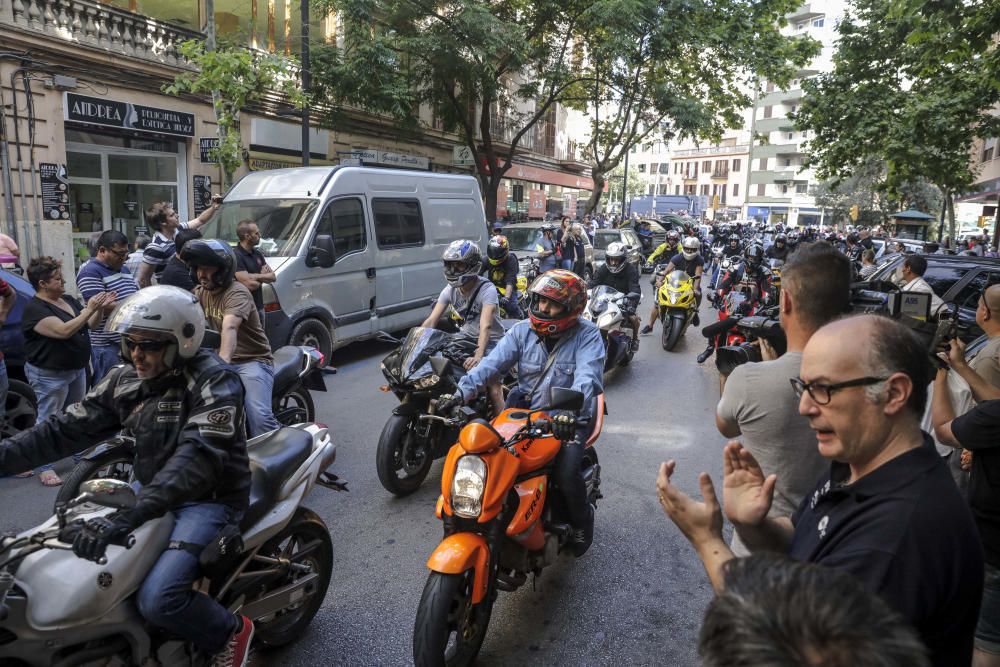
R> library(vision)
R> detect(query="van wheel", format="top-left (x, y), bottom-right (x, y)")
top-left (290, 318), bottom-right (333, 367)
top-left (1, 380), bottom-right (36, 439)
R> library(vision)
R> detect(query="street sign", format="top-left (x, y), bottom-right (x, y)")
top-left (453, 145), bottom-right (476, 166)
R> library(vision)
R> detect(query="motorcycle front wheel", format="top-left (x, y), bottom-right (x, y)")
top-left (413, 570), bottom-right (494, 667)
top-left (661, 312), bottom-right (686, 351)
top-left (251, 507), bottom-right (334, 648)
top-left (376, 413), bottom-right (434, 496)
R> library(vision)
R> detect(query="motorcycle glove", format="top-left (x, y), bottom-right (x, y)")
top-left (550, 410), bottom-right (578, 441)
top-left (72, 514), bottom-right (134, 563)
top-left (436, 393), bottom-right (464, 415)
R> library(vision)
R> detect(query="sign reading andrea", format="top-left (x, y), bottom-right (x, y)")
top-left (64, 92), bottom-right (195, 138)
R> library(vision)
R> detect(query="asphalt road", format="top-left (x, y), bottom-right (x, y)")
top-left (0, 278), bottom-right (732, 666)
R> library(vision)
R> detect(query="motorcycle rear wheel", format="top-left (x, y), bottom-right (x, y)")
top-left (54, 446), bottom-right (133, 509)
top-left (273, 385), bottom-right (315, 425)
top-left (413, 570), bottom-right (494, 667)
top-left (252, 507), bottom-right (334, 648)
top-left (376, 414), bottom-right (434, 496)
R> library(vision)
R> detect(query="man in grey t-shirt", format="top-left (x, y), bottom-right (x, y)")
top-left (716, 242), bottom-right (852, 556)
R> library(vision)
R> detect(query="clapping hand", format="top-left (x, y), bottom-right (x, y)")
top-left (722, 441), bottom-right (776, 527)
top-left (656, 461), bottom-right (723, 546)
top-left (87, 291), bottom-right (117, 311)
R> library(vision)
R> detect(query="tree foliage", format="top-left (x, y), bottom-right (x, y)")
top-left (792, 0), bottom-right (1000, 239)
top-left (165, 41), bottom-right (304, 184)
top-left (577, 0), bottom-right (820, 214)
top-left (813, 158), bottom-right (942, 227)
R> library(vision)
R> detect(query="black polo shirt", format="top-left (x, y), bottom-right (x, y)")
top-left (789, 441), bottom-right (983, 667)
top-left (951, 399), bottom-right (1000, 567)
top-left (233, 244), bottom-right (267, 310)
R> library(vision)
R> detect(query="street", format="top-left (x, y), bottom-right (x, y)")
top-left (0, 280), bottom-right (731, 666)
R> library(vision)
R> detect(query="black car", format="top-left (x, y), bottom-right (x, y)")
top-left (868, 253), bottom-right (1000, 340)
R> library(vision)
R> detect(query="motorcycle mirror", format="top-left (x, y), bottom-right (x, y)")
top-left (77, 479), bottom-right (137, 510)
top-left (547, 387), bottom-right (584, 412)
top-left (429, 356), bottom-right (451, 377)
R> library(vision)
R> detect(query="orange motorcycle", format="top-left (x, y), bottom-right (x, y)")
top-left (412, 385), bottom-right (604, 666)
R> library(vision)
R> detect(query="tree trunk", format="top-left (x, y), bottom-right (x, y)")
top-left (946, 192), bottom-right (956, 245)
top-left (584, 170), bottom-right (606, 215)
top-left (483, 180), bottom-right (498, 223)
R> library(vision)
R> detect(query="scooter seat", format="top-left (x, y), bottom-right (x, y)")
top-left (241, 427), bottom-right (313, 530)
top-left (272, 346), bottom-right (303, 394)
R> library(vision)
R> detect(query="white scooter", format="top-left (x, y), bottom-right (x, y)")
top-left (0, 423), bottom-right (346, 666)
top-left (583, 285), bottom-right (639, 371)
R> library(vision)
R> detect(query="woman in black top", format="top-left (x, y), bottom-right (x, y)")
top-left (21, 256), bottom-right (114, 485)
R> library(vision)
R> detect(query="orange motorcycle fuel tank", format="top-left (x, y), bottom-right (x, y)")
top-left (505, 475), bottom-right (547, 550)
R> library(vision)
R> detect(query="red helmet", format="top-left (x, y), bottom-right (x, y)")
top-left (527, 269), bottom-right (587, 336)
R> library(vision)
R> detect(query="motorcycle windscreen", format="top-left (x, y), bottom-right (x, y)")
top-left (588, 285), bottom-right (622, 317)
top-left (396, 327), bottom-right (451, 382)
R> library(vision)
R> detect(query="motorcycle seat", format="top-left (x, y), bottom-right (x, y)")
top-left (272, 346), bottom-right (304, 393)
top-left (241, 427), bottom-right (313, 530)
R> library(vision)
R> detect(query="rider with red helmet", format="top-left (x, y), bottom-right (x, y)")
top-left (437, 269), bottom-right (606, 556)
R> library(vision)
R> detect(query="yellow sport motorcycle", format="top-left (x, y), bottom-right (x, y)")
top-left (657, 270), bottom-right (697, 351)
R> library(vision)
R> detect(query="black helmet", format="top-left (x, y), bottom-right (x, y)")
top-left (180, 239), bottom-right (236, 291)
top-left (727, 236), bottom-right (740, 249)
top-left (487, 235), bottom-right (510, 265)
top-left (774, 234), bottom-right (787, 248)
top-left (744, 243), bottom-right (764, 266)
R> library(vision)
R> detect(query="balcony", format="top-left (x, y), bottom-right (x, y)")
top-left (711, 170), bottom-right (729, 179)
top-left (755, 117), bottom-right (794, 133)
top-left (672, 144), bottom-right (749, 158)
top-left (3, 0), bottom-right (201, 69)
top-left (759, 88), bottom-right (804, 107)
top-left (752, 143), bottom-right (801, 159)
top-left (750, 170), bottom-right (798, 185)
top-left (786, 3), bottom-right (823, 22)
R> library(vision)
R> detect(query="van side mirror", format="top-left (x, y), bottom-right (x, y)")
top-left (307, 235), bottom-right (336, 268)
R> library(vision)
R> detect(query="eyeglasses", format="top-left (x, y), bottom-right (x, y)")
top-left (106, 247), bottom-right (128, 258)
top-left (123, 338), bottom-right (170, 353)
top-left (789, 376), bottom-right (889, 405)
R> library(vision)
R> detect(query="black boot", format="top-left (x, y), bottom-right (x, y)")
top-left (696, 346), bottom-right (714, 364)
top-left (692, 312), bottom-right (700, 326)
top-left (571, 505), bottom-right (595, 557)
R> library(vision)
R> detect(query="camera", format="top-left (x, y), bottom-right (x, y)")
top-left (715, 310), bottom-right (788, 375)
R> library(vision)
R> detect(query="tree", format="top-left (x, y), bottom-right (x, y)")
top-left (165, 41), bottom-right (304, 186)
top-left (792, 0), bottom-right (1000, 242)
top-left (574, 0), bottom-right (820, 214)
top-left (814, 158), bottom-right (943, 229)
top-left (311, 0), bottom-right (600, 221)
top-left (606, 163), bottom-right (645, 211)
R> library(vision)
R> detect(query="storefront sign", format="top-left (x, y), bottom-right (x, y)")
top-left (249, 157), bottom-right (301, 171)
top-left (528, 189), bottom-right (546, 218)
top-left (510, 164), bottom-right (597, 191)
top-left (64, 92), bottom-right (195, 137)
top-left (351, 148), bottom-right (430, 171)
top-left (39, 163), bottom-right (70, 220)
top-left (193, 175), bottom-right (213, 216)
top-left (199, 137), bottom-right (220, 163)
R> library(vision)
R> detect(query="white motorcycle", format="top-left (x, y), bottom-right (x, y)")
top-left (583, 285), bottom-right (639, 371)
top-left (0, 424), bottom-right (347, 666)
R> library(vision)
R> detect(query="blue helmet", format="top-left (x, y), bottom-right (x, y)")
top-left (442, 239), bottom-right (482, 287)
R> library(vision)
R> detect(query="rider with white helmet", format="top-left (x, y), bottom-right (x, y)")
top-left (588, 241), bottom-right (642, 345)
top-left (642, 236), bottom-right (705, 334)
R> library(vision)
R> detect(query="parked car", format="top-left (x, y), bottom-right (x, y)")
top-left (867, 253), bottom-right (1000, 340)
top-left (201, 167), bottom-right (489, 363)
top-left (0, 268), bottom-right (38, 438)
top-left (501, 221), bottom-right (596, 279)
top-left (592, 228), bottom-right (644, 272)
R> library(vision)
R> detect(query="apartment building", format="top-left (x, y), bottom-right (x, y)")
top-left (744, 1), bottom-right (848, 227)
top-left (0, 0), bottom-right (593, 263)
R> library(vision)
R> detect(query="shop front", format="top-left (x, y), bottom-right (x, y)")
top-left (495, 164), bottom-right (596, 220)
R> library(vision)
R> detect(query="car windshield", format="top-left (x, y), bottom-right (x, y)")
top-left (504, 227), bottom-right (545, 251)
top-left (593, 233), bottom-right (620, 250)
top-left (200, 198), bottom-right (320, 257)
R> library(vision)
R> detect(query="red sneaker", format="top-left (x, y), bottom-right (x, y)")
top-left (212, 615), bottom-right (254, 667)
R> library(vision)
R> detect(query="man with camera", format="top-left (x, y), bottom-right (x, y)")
top-left (715, 243), bottom-right (851, 555)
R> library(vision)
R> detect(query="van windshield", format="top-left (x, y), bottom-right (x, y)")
top-left (200, 199), bottom-right (320, 257)
top-left (504, 227), bottom-right (545, 251)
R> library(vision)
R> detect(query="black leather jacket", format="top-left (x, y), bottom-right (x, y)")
top-left (589, 262), bottom-right (641, 307)
top-left (0, 351), bottom-right (250, 524)
top-left (480, 254), bottom-right (519, 292)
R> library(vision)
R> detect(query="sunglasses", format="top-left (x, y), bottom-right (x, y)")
top-left (123, 338), bottom-right (170, 353)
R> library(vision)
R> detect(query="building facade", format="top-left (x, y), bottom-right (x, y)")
top-left (0, 0), bottom-right (593, 267)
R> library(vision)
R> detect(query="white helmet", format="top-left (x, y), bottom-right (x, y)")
top-left (682, 236), bottom-right (700, 260)
top-left (105, 285), bottom-right (206, 369)
top-left (604, 242), bottom-right (628, 274)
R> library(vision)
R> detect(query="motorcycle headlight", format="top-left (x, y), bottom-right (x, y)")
top-left (669, 293), bottom-right (678, 304)
top-left (592, 300), bottom-right (609, 316)
top-left (415, 374), bottom-right (441, 390)
top-left (452, 455), bottom-right (487, 518)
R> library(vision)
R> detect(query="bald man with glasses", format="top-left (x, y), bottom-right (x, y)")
top-left (659, 315), bottom-right (984, 667)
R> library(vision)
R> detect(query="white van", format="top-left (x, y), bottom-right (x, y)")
top-left (201, 166), bottom-right (488, 359)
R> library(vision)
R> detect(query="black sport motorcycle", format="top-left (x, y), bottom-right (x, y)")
top-left (375, 327), bottom-right (499, 496)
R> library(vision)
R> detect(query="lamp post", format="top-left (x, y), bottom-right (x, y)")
top-left (300, 0), bottom-right (310, 166)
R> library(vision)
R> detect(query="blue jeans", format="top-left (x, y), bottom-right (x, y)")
top-left (90, 344), bottom-right (121, 385)
top-left (560, 259), bottom-right (573, 270)
top-left (234, 359), bottom-right (281, 437)
top-left (25, 363), bottom-right (86, 473)
top-left (136, 502), bottom-right (239, 653)
top-left (0, 358), bottom-right (8, 423)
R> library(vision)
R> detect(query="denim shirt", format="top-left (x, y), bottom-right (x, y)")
top-left (457, 319), bottom-right (606, 417)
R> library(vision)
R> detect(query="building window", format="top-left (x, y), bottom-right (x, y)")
top-left (733, 183), bottom-right (739, 197)
top-left (732, 159), bottom-right (741, 172)
top-left (787, 132), bottom-right (795, 141)
top-left (675, 185), bottom-right (681, 195)
top-left (783, 158), bottom-right (792, 167)
top-left (650, 163), bottom-right (658, 173)
top-left (766, 81), bottom-right (775, 93)
top-left (648, 185), bottom-right (655, 195)
top-left (714, 160), bottom-right (728, 177)
top-left (756, 184), bottom-right (766, 197)
top-left (795, 182), bottom-right (809, 194)
top-left (703, 160), bottom-right (712, 171)
top-left (763, 106), bottom-right (773, 119)
top-left (372, 199), bottom-right (424, 248)
top-left (638, 164), bottom-right (646, 173)
top-left (721, 184), bottom-right (727, 203)
top-left (659, 164), bottom-right (670, 174)
top-left (796, 21), bottom-right (806, 30)
top-left (659, 185), bottom-right (669, 195)
top-left (812, 17), bottom-right (825, 27)
top-left (982, 138), bottom-right (997, 163)
top-left (701, 184), bottom-right (710, 196)
top-left (759, 158), bottom-right (768, 170)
